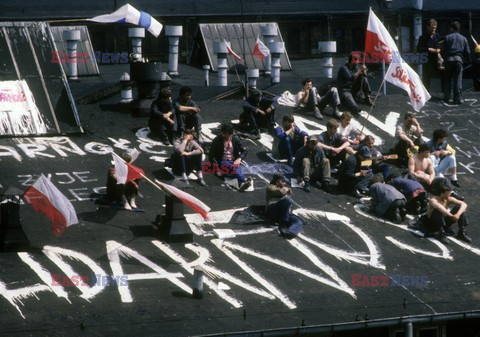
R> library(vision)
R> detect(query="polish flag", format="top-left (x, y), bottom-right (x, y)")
top-left (23, 174), bottom-right (78, 237)
top-left (253, 38), bottom-right (270, 61)
top-left (112, 153), bottom-right (144, 184)
top-left (365, 8), bottom-right (398, 63)
top-left (224, 40), bottom-right (243, 61)
top-left (156, 180), bottom-right (210, 219)
top-left (385, 61), bottom-right (431, 111)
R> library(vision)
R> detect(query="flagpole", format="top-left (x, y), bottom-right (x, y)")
top-left (240, 0), bottom-right (248, 98)
top-left (47, 19), bottom-right (90, 23)
top-left (360, 76), bottom-right (387, 134)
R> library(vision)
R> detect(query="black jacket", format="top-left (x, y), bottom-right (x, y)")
top-left (209, 134), bottom-right (248, 164)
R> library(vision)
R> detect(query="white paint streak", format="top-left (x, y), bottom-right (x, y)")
top-left (0, 281), bottom-right (51, 319)
top-left (18, 252), bottom-right (71, 303)
top-left (447, 237), bottom-right (480, 256)
top-left (43, 246), bottom-right (109, 301)
top-left (354, 204), bottom-right (453, 260)
top-left (288, 238), bottom-right (357, 298)
top-left (359, 111), bottom-right (400, 137)
top-left (294, 209), bottom-right (385, 270)
top-left (106, 240), bottom-right (188, 303)
top-left (212, 239), bottom-right (297, 309)
top-left (386, 237), bottom-right (453, 260)
top-left (152, 241), bottom-right (250, 308)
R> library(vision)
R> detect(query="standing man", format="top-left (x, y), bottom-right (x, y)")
top-left (293, 137), bottom-right (331, 193)
top-left (337, 54), bottom-right (374, 114)
top-left (296, 78), bottom-right (341, 119)
top-left (442, 21), bottom-right (470, 104)
top-left (174, 86), bottom-right (203, 142)
top-left (417, 18), bottom-right (444, 93)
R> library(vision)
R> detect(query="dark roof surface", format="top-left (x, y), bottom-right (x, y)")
top-left (0, 58), bottom-right (479, 336)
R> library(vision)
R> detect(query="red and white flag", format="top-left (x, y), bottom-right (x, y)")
top-left (224, 40), bottom-right (243, 61)
top-left (385, 61), bottom-right (431, 111)
top-left (365, 8), bottom-right (398, 63)
top-left (156, 181), bottom-right (210, 220)
top-left (112, 153), bottom-right (144, 184)
top-left (253, 38), bottom-right (270, 61)
top-left (23, 174), bottom-right (78, 237)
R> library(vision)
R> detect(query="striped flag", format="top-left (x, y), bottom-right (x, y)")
top-left (112, 153), bottom-right (144, 184)
top-left (224, 40), bottom-right (243, 61)
top-left (89, 4), bottom-right (163, 37)
top-left (23, 175), bottom-right (78, 237)
top-left (156, 181), bottom-right (210, 219)
top-left (364, 8), bottom-right (398, 63)
top-left (253, 38), bottom-right (270, 61)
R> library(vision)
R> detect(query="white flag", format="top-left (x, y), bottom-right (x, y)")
top-left (385, 62), bottom-right (431, 111)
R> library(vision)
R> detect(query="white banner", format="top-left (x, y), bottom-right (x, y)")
top-left (385, 62), bottom-right (431, 111)
top-left (0, 80), bottom-right (47, 135)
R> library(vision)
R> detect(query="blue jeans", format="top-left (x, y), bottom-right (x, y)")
top-left (445, 61), bottom-right (463, 102)
top-left (172, 153), bottom-right (202, 175)
top-left (278, 136), bottom-right (303, 162)
top-left (220, 160), bottom-right (245, 184)
top-left (266, 197), bottom-right (303, 236)
top-left (429, 155), bottom-right (456, 176)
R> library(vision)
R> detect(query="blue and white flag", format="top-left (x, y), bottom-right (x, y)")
top-left (89, 4), bottom-right (163, 37)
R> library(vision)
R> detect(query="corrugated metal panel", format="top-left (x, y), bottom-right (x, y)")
top-left (50, 26), bottom-right (100, 76)
top-left (0, 22), bottom-right (82, 137)
top-left (197, 22), bottom-right (292, 72)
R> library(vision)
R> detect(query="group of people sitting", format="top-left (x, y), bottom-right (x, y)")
top-left (115, 63), bottom-right (470, 243)
top-left (240, 55), bottom-right (375, 138)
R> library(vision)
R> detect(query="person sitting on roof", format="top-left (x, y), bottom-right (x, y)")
top-left (337, 145), bottom-right (373, 198)
top-left (149, 88), bottom-right (176, 145)
top-left (105, 151), bottom-right (140, 210)
top-left (336, 54), bottom-right (374, 114)
top-left (295, 78), bottom-right (341, 120)
top-left (208, 123), bottom-right (252, 191)
top-left (425, 180), bottom-right (472, 243)
top-left (174, 86), bottom-right (203, 142)
top-left (265, 174), bottom-right (304, 239)
top-left (240, 90), bottom-right (276, 138)
top-left (170, 129), bottom-right (206, 186)
top-left (272, 114), bottom-right (308, 166)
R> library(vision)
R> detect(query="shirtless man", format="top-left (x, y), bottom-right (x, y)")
top-left (408, 143), bottom-right (435, 188)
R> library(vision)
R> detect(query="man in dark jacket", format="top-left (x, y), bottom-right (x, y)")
top-left (293, 137), bottom-right (331, 193)
top-left (417, 18), bottom-right (444, 92)
top-left (338, 145), bottom-right (373, 198)
top-left (208, 124), bottom-right (251, 190)
top-left (442, 21), bottom-right (470, 104)
top-left (336, 54), bottom-right (374, 114)
top-left (149, 88), bottom-right (176, 145)
top-left (240, 90), bottom-right (276, 137)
